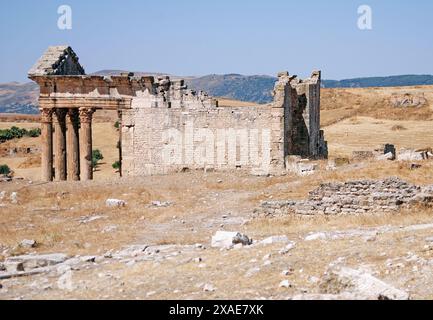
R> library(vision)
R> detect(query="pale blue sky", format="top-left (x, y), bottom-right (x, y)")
top-left (0, 0), bottom-right (432, 82)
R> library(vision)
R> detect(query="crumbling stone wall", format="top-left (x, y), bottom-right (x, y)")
top-left (122, 72), bottom-right (328, 176)
top-left (260, 177), bottom-right (433, 216)
top-left (121, 76), bottom-right (282, 175)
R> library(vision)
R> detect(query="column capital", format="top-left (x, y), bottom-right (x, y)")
top-left (39, 108), bottom-right (53, 123)
top-left (79, 108), bottom-right (95, 123)
top-left (66, 108), bottom-right (80, 123)
top-left (53, 108), bottom-right (68, 124)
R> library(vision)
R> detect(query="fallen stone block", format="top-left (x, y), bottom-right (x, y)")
top-left (376, 152), bottom-right (394, 161)
top-left (398, 149), bottom-right (428, 161)
top-left (105, 199), bottom-right (127, 207)
top-left (20, 239), bottom-right (37, 248)
top-left (319, 266), bottom-right (409, 300)
top-left (0, 267), bottom-right (51, 280)
top-left (5, 253), bottom-right (68, 271)
top-left (211, 231), bottom-right (252, 248)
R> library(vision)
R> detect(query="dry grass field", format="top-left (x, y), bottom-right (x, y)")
top-left (1, 85), bottom-right (433, 300)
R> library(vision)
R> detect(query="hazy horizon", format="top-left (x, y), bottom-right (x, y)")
top-left (1, 0), bottom-right (433, 83)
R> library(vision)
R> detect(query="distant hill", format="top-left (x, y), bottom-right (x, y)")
top-left (186, 74), bottom-right (277, 104)
top-left (0, 82), bottom-right (39, 114)
top-left (322, 75), bottom-right (433, 88)
top-left (1, 73), bottom-right (433, 114)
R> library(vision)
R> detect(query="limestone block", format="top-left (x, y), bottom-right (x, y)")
top-left (211, 231), bottom-right (252, 248)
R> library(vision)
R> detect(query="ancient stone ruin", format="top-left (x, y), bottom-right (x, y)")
top-left (29, 46), bottom-right (327, 181)
top-left (260, 177), bottom-right (433, 216)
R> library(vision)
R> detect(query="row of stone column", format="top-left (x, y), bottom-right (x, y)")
top-left (40, 107), bottom-right (95, 182)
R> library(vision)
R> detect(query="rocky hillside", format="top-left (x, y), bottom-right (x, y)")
top-left (186, 74), bottom-right (277, 104)
top-left (2, 73), bottom-right (433, 113)
top-left (323, 75), bottom-right (433, 89)
top-left (0, 82), bottom-right (39, 114)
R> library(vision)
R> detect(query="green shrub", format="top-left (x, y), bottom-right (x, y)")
top-left (92, 149), bottom-right (104, 169)
top-left (27, 128), bottom-right (41, 137)
top-left (92, 149), bottom-right (104, 161)
top-left (0, 164), bottom-right (11, 175)
top-left (114, 121), bottom-right (120, 129)
top-left (0, 126), bottom-right (41, 142)
top-left (112, 161), bottom-right (121, 170)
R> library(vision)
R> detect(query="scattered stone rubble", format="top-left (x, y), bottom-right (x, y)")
top-left (390, 93), bottom-right (427, 108)
top-left (260, 177), bottom-right (433, 216)
top-left (353, 144), bottom-right (432, 162)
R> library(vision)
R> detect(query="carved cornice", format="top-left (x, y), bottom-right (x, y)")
top-left (38, 97), bottom-right (132, 110)
top-left (39, 108), bottom-right (53, 123)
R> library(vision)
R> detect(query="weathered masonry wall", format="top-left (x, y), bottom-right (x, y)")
top-left (289, 71), bottom-right (326, 158)
top-left (122, 72), bottom-right (327, 176)
top-left (122, 103), bottom-right (282, 176)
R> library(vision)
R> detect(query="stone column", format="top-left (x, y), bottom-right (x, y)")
top-left (117, 109), bottom-right (122, 177)
top-left (53, 109), bottom-right (67, 181)
top-left (66, 109), bottom-right (80, 181)
top-left (40, 108), bottom-right (54, 182)
top-left (79, 107), bottom-right (95, 181)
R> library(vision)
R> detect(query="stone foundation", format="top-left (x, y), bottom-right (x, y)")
top-left (260, 177), bottom-right (433, 216)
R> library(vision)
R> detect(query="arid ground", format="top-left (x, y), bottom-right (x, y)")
top-left (0, 86), bottom-right (433, 300)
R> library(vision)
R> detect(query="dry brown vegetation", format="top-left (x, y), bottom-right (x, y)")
top-left (321, 85), bottom-right (433, 126)
top-left (1, 85), bottom-right (433, 299)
